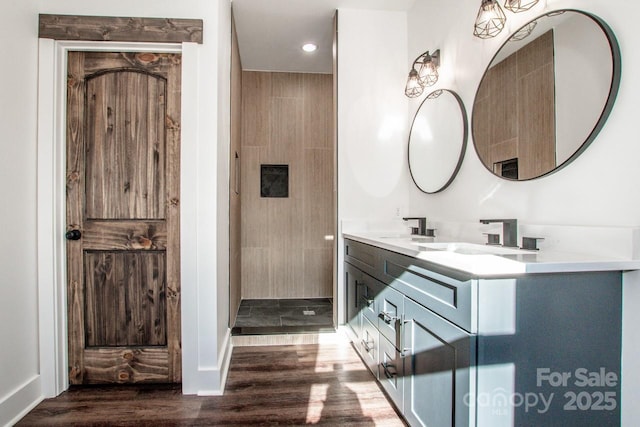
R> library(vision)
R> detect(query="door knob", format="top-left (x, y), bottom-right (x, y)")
top-left (65, 229), bottom-right (82, 240)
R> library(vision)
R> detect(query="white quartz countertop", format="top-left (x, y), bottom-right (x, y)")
top-left (343, 232), bottom-right (640, 277)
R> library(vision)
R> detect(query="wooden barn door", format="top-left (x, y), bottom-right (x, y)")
top-left (65, 51), bottom-right (181, 384)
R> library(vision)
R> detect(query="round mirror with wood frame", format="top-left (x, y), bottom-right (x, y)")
top-left (471, 10), bottom-right (621, 181)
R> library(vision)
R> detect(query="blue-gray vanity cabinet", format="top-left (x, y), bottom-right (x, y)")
top-left (344, 238), bottom-right (624, 427)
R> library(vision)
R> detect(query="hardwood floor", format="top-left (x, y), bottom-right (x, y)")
top-left (18, 340), bottom-right (405, 426)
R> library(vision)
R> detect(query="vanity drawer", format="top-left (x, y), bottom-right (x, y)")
top-left (360, 273), bottom-right (385, 327)
top-left (344, 239), bottom-right (380, 279)
top-left (360, 316), bottom-right (379, 376)
top-left (378, 334), bottom-right (403, 410)
top-left (380, 250), bottom-right (475, 332)
top-left (377, 285), bottom-right (404, 348)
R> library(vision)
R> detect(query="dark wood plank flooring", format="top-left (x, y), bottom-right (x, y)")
top-left (18, 341), bottom-right (405, 426)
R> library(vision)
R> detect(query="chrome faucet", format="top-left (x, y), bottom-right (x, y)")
top-left (479, 218), bottom-right (518, 247)
top-left (403, 217), bottom-right (427, 236)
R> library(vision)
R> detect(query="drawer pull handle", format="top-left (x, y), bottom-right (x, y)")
top-left (362, 339), bottom-right (374, 353)
top-left (400, 318), bottom-right (412, 357)
top-left (378, 311), bottom-right (399, 324)
top-left (353, 280), bottom-right (362, 309)
top-left (382, 362), bottom-right (397, 379)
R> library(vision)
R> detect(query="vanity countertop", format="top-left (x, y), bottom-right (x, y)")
top-left (344, 232), bottom-right (640, 277)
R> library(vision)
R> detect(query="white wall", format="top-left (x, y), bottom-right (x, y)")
top-left (0, 0), bottom-right (232, 424)
top-left (337, 8), bottom-right (411, 323)
top-left (0, 3), bottom-right (41, 426)
top-left (406, 0), bottom-right (640, 424)
top-left (338, 8), bottom-right (411, 222)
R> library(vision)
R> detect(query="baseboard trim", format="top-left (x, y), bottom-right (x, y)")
top-left (195, 328), bottom-right (233, 397)
top-left (0, 375), bottom-right (43, 427)
top-left (217, 328), bottom-right (233, 394)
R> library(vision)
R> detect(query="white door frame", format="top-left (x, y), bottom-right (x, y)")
top-left (36, 39), bottom-right (196, 397)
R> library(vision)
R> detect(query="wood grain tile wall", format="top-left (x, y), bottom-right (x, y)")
top-left (474, 30), bottom-right (556, 180)
top-left (241, 71), bottom-right (334, 299)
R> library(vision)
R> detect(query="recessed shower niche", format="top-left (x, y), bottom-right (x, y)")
top-left (260, 164), bottom-right (289, 198)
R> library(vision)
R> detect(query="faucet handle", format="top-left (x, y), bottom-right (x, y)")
top-left (483, 233), bottom-right (500, 245)
top-left (521, 236), bottom-right (544, 251)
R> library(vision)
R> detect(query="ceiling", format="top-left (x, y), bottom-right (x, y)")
top-left (232, 0), bottom-right (416, 74)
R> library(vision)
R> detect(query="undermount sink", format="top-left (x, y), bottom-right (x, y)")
top-left (417, 242), bottom-right (536, 255)
top-left (373, 236), bottom-right (536, 256)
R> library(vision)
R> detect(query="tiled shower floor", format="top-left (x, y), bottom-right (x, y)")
top-left (232, 298), bottom-right (335, 335)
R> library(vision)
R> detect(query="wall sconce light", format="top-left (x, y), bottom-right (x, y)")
top-left (474, 0), bottom-right (540, 39)
top-left (404, 50), bottom-right (440, 98)
top-left (473, 0), bottom-right (507, 39)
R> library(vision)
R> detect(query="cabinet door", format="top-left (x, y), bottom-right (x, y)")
top-left (345, 263), bottom-right (363, 339)
top-left (403, 298), bottom-right (474, 427)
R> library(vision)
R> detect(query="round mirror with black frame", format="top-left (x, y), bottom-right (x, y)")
top-left (408, 89), bottom-right (468, 194)
top-left (471, 9), bottom-right (621, 181)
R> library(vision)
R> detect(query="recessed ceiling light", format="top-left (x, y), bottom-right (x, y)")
top-left (302, 43), bottom-right (317, 53)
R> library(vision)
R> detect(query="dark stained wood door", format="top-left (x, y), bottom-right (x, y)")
top-left (66, 51), bottom-right (181, 384)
